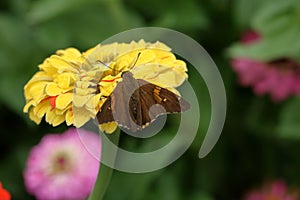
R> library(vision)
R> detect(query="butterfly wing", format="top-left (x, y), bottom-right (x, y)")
top-left (130, 80), bottom-right (190, 128)
top-left (96, 96), bottom-right (115, 124)
top-left (96, 72), bottom-right (143, 130)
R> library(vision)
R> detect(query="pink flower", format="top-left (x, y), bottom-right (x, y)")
top-left (232, 58), bottom-right (300, 101)
top-left (231, 31), bottom-right (300, 102)
top-left (241, 30), bottom-right (261, 44)
top-left (24, 128), bottom-right (101, 200)
top-left (244, 180), bottom-right (298, 200)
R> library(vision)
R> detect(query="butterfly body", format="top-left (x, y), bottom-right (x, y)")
top-left (97, 72), bottom-right (190, 132)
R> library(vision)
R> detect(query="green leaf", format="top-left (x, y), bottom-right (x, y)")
top-left (277, 98), bottom-right (300, 139)
top-left (233, 0), bottom-right (272, 28)
top-left (27, 0), bottom-right (104, 24)
top-left (152, 1), bottom-right (208, 30)
top-left (0, 14), bottom-right (35, 115)
top-left (0, 14), bottom-right (31, 72)
top-left (0, 73), bottom-right (27, 115)
top-left (229, 0), bottom-right (300, 61)
top-left (189, 191), bottom-right (214, 200)
top-left (227, 25), bottom-right (300, 61)
top-left (252, 0), bottom-right (300, 36)
top-left (32, 0), bottom-right (143, 50)
top-left (9, 0), bottom-right (31, 16)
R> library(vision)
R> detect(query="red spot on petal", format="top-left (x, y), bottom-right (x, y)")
top-left (69, 108), bottom-right (73, 116)
top-left (49, 96), bottom-right (57, 109)
top-left (41, 96), bottom-right (57, 109)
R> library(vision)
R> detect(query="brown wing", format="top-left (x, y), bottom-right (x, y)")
top-left (129, 80), bottom-right (190, 129)
top-left (96, 72), bottom-right (190, 132)
top-left (97, 72), bottom-right (143, 130)
top-left (96, 96), bottom-right (114, 124)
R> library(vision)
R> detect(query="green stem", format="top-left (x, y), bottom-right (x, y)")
top-left (88, 130), bottom-right (120, 200)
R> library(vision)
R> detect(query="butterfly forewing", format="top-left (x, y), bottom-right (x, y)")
top-left (97, 96), bottom-right (114, 124)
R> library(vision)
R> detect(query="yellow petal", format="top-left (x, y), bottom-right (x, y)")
top-left (56, 93), bottom-right (73, 110)
top-left (132, 64), bottom-right (187, 87)
top-left (56, 48), bottom-right (82, 60)
top-left (99, 76), bottom-right (118, 96)
top-left (55, 104), bottom-right (71, 115)
top-left (27, 71), bottom-right (53, 82)
top-left (148, 40), bottom-right (171, 51)
top-left (73, 107), bottom-right (92, 127)
top-left (44, 109), bottom-right (64, 126)
top-left (73, 94), bottom-right (94, 107)
top-left (56, 73), bottom-right (76, 89)
top-left (45, 83), bottom-right (71, 96)
top-left (86, 93), bottom-right (101, 109)
top-left (52, 114), bottom-right (65, 126)
top-left (76, 80), bottom-right (96, 89)
top-left (28, 82), bottom-right (48, 100)
top-left (85, 68), bottom-right (107, 78)
top-left (99, 122), bottom-right (118, 134)
top-left (29, 109), bottom-right (42, 124)
top-left (45, 83), bottom-right (62, 95)
top-left (75, 87), bottom-right (96, 96)
top-left (38, 62), bottom-right (57, 75)
top-left (173, 60), bottom-right (188, 71)
top-left (135, 49), bottom-right (156, 64)
top-left (65, 109), bottom-right (74, 126)
top-left (49, 55), bottom-right (79, 73)
top-left (33, 100), bottom-right (51, 118)
top-left (45, 109), bottom-right (56, 124)
top-left (23, 100), bottom-right (34, 112)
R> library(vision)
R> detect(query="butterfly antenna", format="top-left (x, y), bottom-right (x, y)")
top-left (96, 59), bottom-right (109, 68)
top-left (96, 60), bottom-right (121, 74)
top-left (95, 51), bottom-right (141, 74)
top-left (117, 52), bottom-right (141, 72)
top-left (131, 52), bottom-right (141, 68)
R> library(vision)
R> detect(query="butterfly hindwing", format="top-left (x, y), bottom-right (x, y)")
top-left (134, 80), bottom-right (190, 125)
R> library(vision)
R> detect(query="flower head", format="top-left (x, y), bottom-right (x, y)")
top-left (24, 40), bottom-right (187, 133)
top-left (244, 180), bottom-right (298, 200)
top-left (24, 128), bottom-right (101, 200)
top-left (231, 31), bottom-right (300, 102)
top-left (0, 183), bottom-right (11, 200)
top-left (232, 57), bottom-right (300, 101)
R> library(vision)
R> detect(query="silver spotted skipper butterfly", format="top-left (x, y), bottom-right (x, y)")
top-left (96, 71), bottom-right (190, 132)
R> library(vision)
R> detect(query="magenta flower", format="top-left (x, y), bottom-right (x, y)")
top-left (240, 30), bottom-right (261, 44)
top-left (24, 128), bottom-right (101, 200)
top-left (231, 31), bottom-right (300, 102)
top-left (244, 180), bottom-right (298, 200)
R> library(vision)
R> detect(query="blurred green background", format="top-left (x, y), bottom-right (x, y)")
top-left (1, 0), bottom-right (300, 199)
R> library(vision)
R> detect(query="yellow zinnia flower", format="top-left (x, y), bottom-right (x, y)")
top-left (23, 40), bottom-right (188, 134)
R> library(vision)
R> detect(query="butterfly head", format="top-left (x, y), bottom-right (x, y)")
top-left (120, 71), bottom-right (135, 82)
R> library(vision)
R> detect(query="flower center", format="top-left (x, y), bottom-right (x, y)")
top-left (50, 152), bottom-right (72, 174)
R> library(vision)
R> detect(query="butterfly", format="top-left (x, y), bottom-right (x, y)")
top-left (96, 71), bottom-right (190, 132)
